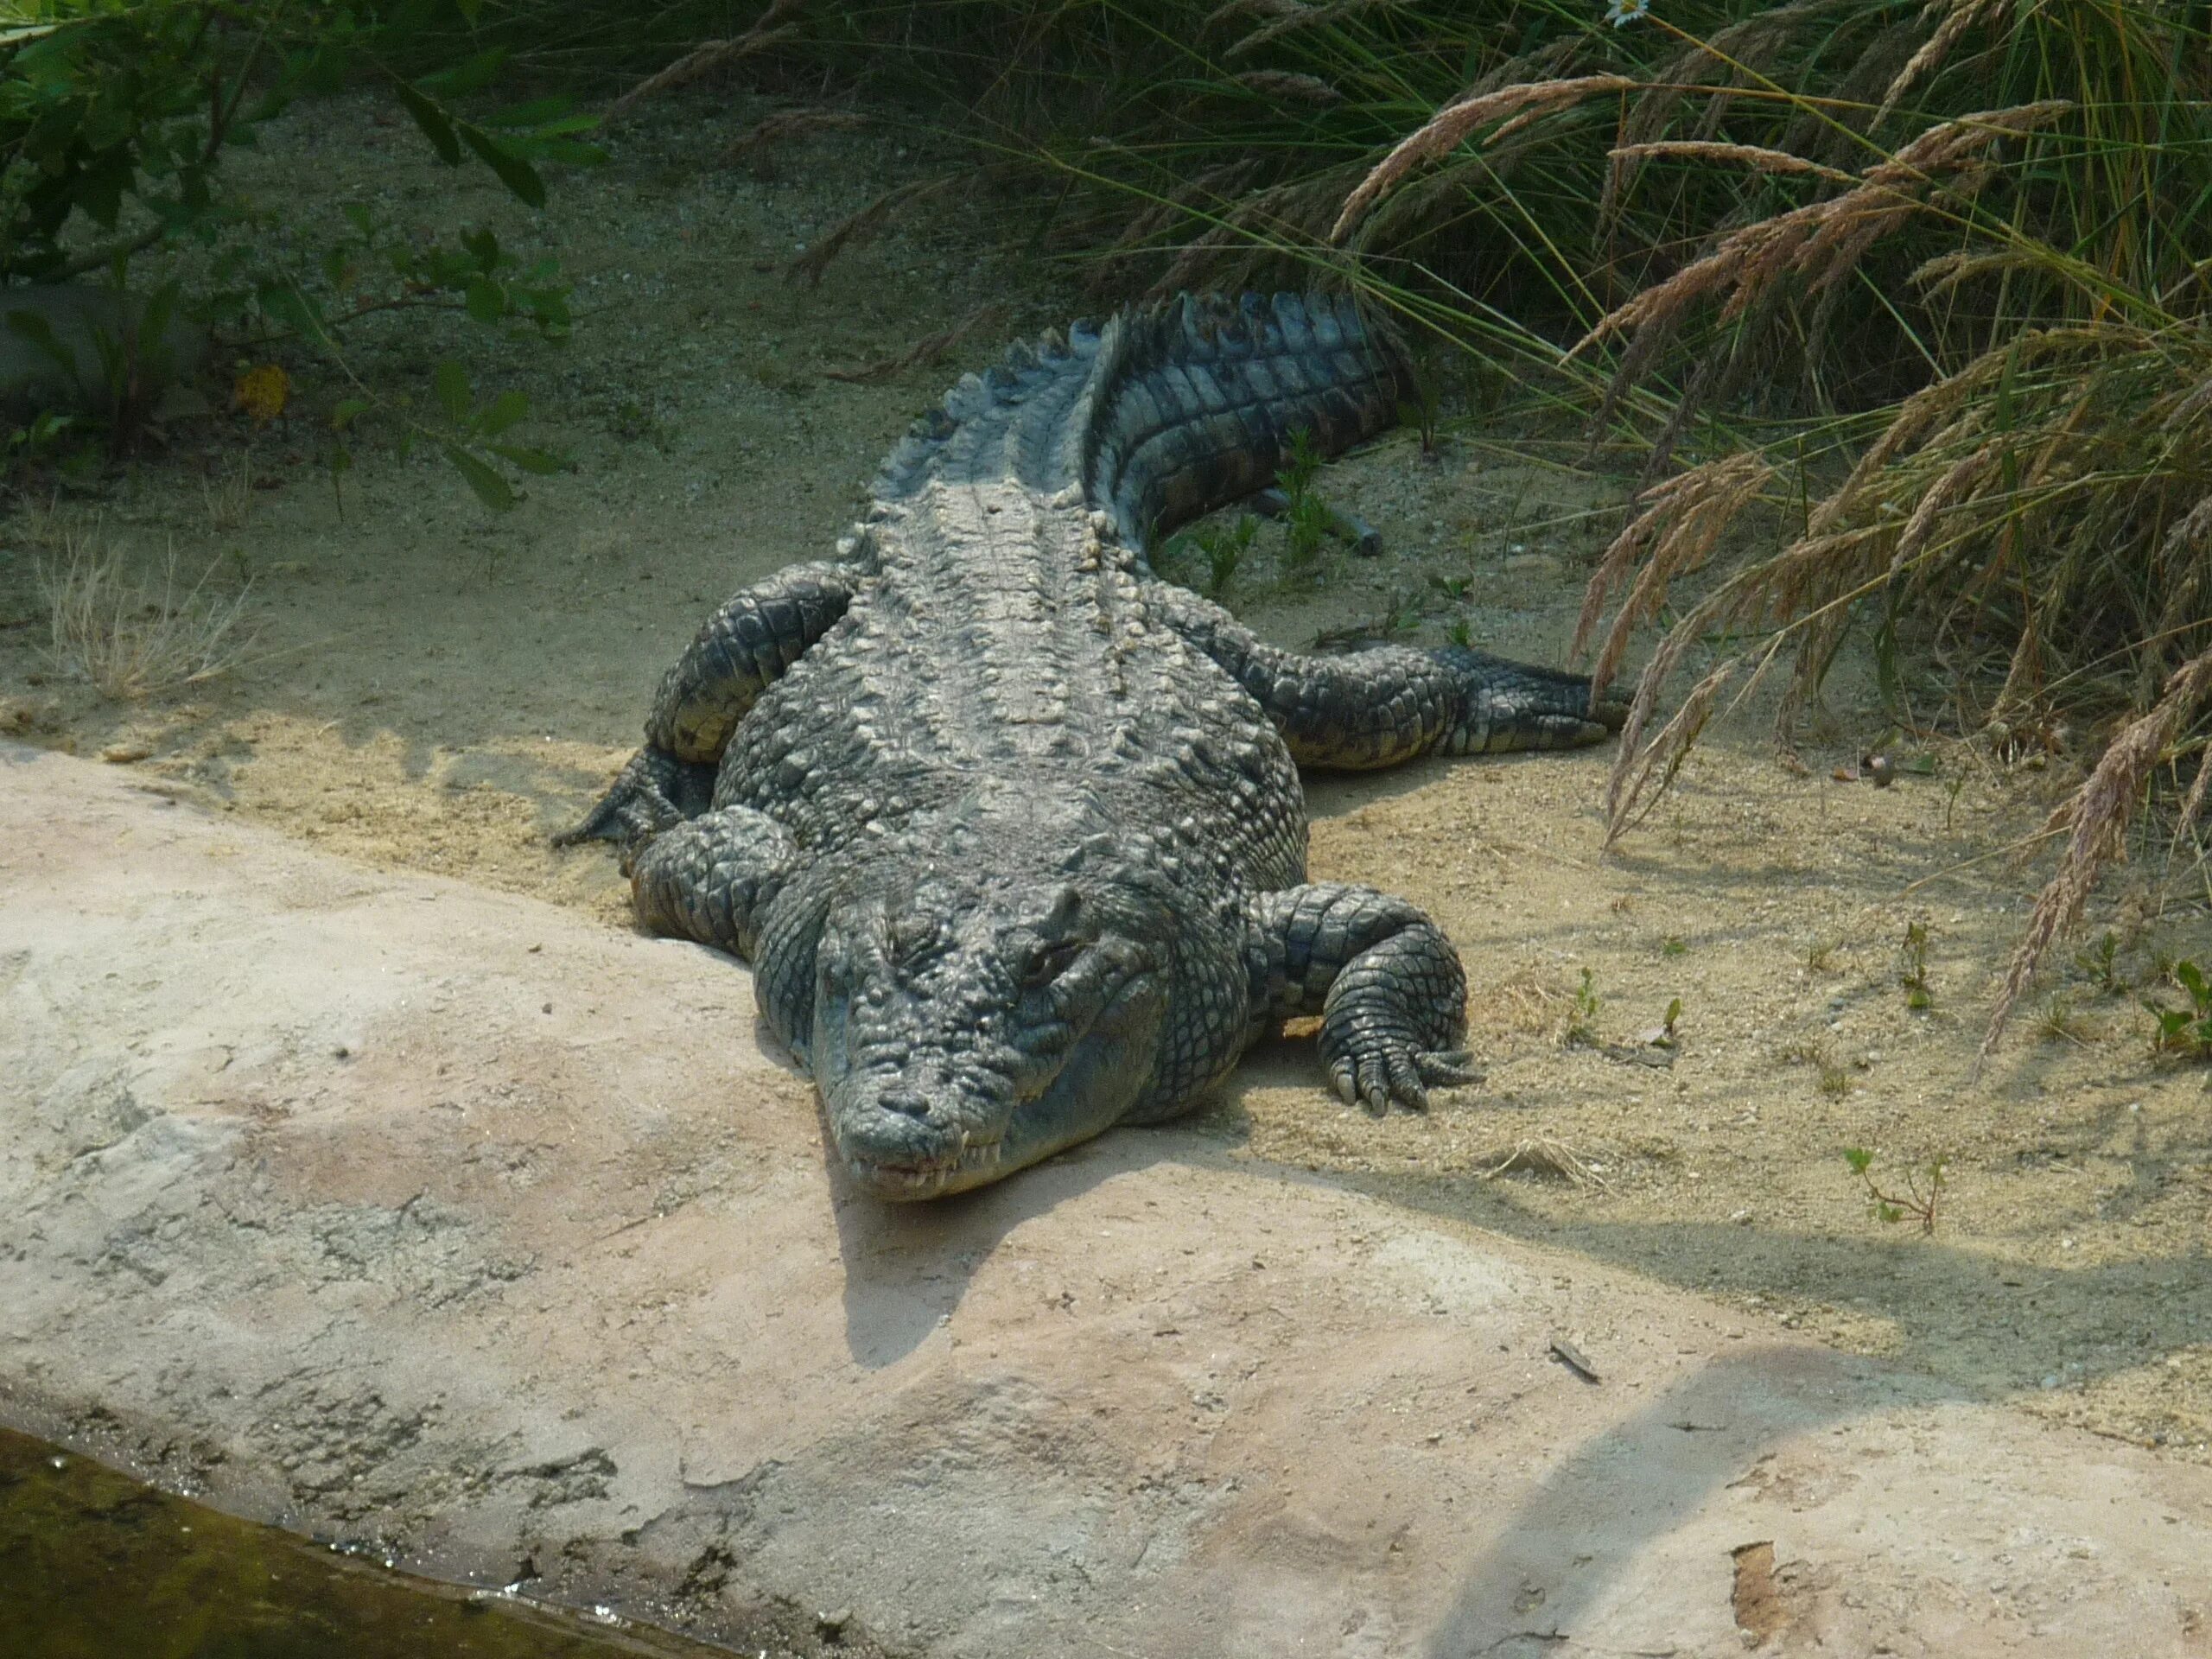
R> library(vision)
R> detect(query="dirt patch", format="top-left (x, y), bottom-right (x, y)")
top-left (1, 84), bottom-right (2208, 1482)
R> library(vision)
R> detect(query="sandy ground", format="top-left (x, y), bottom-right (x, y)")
top-left (0, 82), bottom-right (2206, 1506)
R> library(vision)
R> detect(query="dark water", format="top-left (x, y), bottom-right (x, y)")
top-left (0, 1426), bottom-right (713, 1659)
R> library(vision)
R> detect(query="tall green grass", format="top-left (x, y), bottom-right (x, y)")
top-left (558, 0), bottom-right (2212, 1043)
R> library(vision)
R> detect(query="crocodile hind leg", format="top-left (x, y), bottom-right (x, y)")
top-left (557, 558), bottom-right (860, 859)
top-left (1248, 884), bottom-right (1484, 1112)
top-left (1147, 582), bottom-right (1622, 769)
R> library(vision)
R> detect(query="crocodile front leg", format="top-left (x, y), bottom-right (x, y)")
top-left (1147, 582), bottom-right (1620, 769)
top-left (1249, 884), bottom-right (1483, 1112)
top-left (630, 804), bottom-right (826, 1057)
top-left (557, 558), bottom-right (861, 856)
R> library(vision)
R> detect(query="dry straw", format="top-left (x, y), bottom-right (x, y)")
top-left (1573, 101), bottom-right (2070, 359)
top-left (1232, 70), bottom-right (1344, 106)
top-left (1574, 452), bottom-right (1774, 704)
top-left (1982, 644), bottom-right (2212, 1060)
top-left (1605, 141), bottom-right (1853, 183)
top-left (723, 106), bottom-right (867, 164)
top-left (1878, 0), bottom-right (2016, 126)
top-left (605, 0), bottom-right (806, 124)
top-left (1330, 75), bottom-right (1635, 245)
top-left (1224, 0), bottom-right (1408, 60)
top-left (38, 524), bottom-right (255, 701)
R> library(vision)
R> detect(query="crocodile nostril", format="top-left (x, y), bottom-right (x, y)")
top-left (879, 1089), bottom-right (933, 1120)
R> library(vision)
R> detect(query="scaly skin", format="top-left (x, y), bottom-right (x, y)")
top-left (559, 293), bottom-right (1621, 1199)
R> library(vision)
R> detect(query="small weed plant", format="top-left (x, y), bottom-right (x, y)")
top-left (1163, 512), bottom-right (1257, 599)
top-left (2142, 961), bottom-right (2212, 1059)
top-left (2075, 932), bottom-right (2126, 995)
top-left (1897, 921), bottom-right (1933, 1013)
top-left (1562, 967), bottom-right (1600, 1048)
top-left (1274, 428), bottom-right (1330, 582)
top-left (1843, 1148), bottom-right (1946, 1236)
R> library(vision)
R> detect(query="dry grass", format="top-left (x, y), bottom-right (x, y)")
top-left (1330, 74), bottom-right (1634, 245)
top-left (200, 448), bottom-right (256, 534)
top-left (38, 524), bottom-right (256, 701)
top-left (601, 0), bottom-right (805, 124)
top-left (1478, 1135), bottom-right (1608, 1190)
top-left (1982, 645), bottom-right (2212, 1058)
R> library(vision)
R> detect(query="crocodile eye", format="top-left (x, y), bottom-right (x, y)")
top-left (1023, 940), bottom-right (1086, 988)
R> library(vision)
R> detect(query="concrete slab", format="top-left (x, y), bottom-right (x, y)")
top-left (3, 743), bottom-right (2208, 1656)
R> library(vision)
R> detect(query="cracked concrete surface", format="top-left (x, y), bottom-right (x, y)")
top-left (4, 741), bottom-right (2210, 1656)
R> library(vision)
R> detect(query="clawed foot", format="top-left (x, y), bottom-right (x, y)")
top-left (1325, 1043), bottom-right (1484, 1114)
top-left (552, 746), bottom-right (716, 871)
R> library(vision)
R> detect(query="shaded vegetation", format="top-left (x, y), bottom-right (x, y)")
top-left (0, 0), bottom-right (598, 501)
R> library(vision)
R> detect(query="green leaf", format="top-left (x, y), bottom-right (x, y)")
top-left (393, 79), bottom-right (461, 167)
top-left (2176, 960), bottom-right (2209, 1006)
top-left (443, 443), bottom-right (515, 512)
top-left (523, 138), bottom-right (608, 168)
top-left (480, 96), bottom-right (580, 129)
top-left (330, 397), bottom-right (370, 431)
top-left (342, 202), bottom-right (373, 238)
top-left (477, 390), bottom-right (528, 435)
top-left (257, 283), bottom-right (330, 346)
top-left (457, 123), bottom-right (544, 209)
top-left (5, 304), bottom-right (76, 378)
top-left (463, 276), bottom-right (503, 326)
top-left (1843, 1147), bottom-right (1872, 1174)
top-left (486, 442), bottom-right (563, 474)
top-left (433, 359), bottom-right (471, 424)
top-left (415, 47), bottom-right (508, 99)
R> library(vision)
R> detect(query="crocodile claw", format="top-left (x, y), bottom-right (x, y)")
top-left (553, 746), bottom-right (716, 872)
top-left (1328, 1046), bottom-right (1484, 1115)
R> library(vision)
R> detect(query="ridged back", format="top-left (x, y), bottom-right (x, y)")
top-left (869, 292), bottom-right (1408, 553)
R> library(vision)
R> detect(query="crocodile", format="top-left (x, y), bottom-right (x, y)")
top-left (558, 292), bottom-right (1618, 1199)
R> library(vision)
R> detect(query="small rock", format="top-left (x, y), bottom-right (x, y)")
top-left (817, 1606), bottom-right (852, 1639)
top-left (1866, 753), bottom-right (1894, 788)
top-left (100, 741), bottom-right (154, 765)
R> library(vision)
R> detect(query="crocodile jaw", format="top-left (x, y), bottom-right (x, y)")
top-left (817, 975), bottom-right (1165, 1202)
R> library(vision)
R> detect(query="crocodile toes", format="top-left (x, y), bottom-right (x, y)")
top-left (1415, 1048), bottom-right (1485, 1089)
top-left (1326, 1047), bottom-right (1426, 1115)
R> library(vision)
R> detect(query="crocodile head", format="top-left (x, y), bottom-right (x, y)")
top-left (811, 869), bottom-right (1170, 1199)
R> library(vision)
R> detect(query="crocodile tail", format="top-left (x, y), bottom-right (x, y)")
top-left (866, 293), bottom-right (1408, 550)
top-left (1073, 291), bottom-right (1411, 551)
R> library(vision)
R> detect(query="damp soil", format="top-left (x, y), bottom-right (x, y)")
top-left (0, 1424), bottom-right (749, 1659)
top-left (1, 79), bottom-right (2207, 1546)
